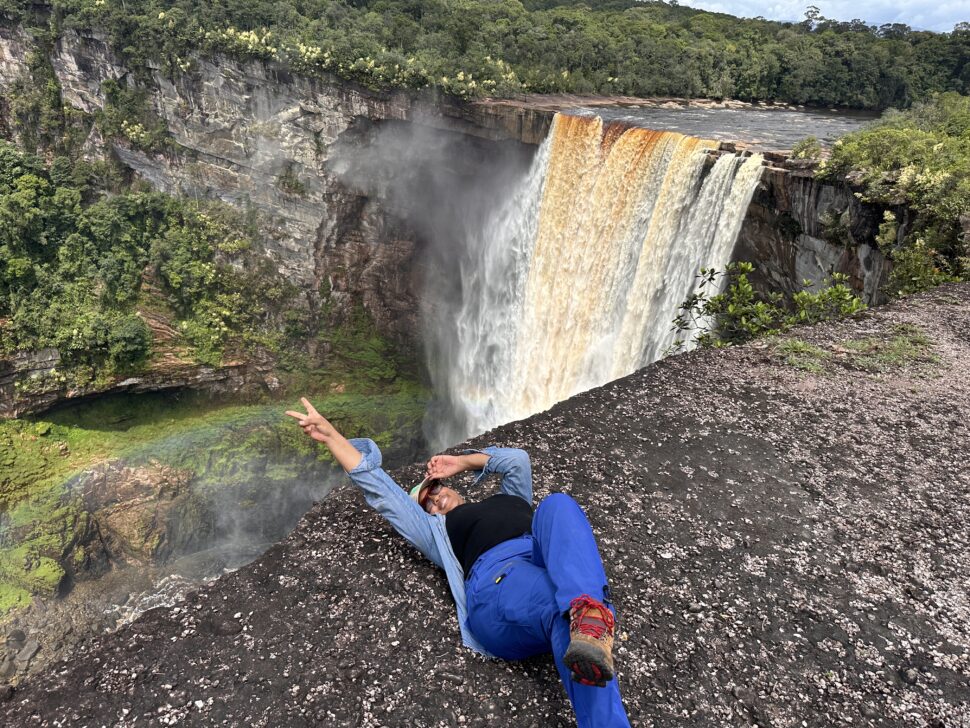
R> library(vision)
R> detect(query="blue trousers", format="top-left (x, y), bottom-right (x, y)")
top-left (465, 493), bottom-right (631, 727)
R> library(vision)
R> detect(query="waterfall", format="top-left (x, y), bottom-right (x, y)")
top-left (428, 112), bottom-right (764, 446)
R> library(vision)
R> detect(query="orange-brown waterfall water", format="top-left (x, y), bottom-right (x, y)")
top-left (434, 112), bottom-right (764, 446)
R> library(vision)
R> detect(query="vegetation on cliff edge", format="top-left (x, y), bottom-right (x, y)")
top-left (671, 262), bottom-right (866, 349)
top-left (819, 92), bottom-right (970, 295)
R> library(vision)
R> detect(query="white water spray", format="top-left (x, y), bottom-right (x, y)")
top-left (428, 112), bottom-right (764, 446)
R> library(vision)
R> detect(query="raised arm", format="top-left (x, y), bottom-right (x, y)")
top-left (427, 447), bottom-right (533, 504)
top-left (426, 452), bottom-right (490, 479)
top-left (286, 397), bottom-right (362, 470)
top-left (286, 398), bottom-right (443, 567)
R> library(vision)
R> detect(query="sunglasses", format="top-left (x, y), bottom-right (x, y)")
top-left (420, 481), bottom-right (443, 512)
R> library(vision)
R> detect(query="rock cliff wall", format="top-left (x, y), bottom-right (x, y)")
top-left (736, 161), bottom-right (892, 305)
top-left (0, 26), bottom-right (553, 414)
top-left (0, 346), bottom-right (277, 418)
top-left (33, 26), bottom-right (546, 294)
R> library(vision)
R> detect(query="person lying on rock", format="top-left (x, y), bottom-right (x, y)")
top-left (287, 398), bottom-right (630, 727)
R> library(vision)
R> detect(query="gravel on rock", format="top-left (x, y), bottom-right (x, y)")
top-left (2, 283), bottom-right (969, 727)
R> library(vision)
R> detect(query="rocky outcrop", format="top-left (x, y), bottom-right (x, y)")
top-left (0, 350), bottom-right (61, 417)
top-left (0, 443), bottom-right (349, 683)
top-left (2, 282), bottom-right (967, 725)
top-left (0, 25), bottom-right (29, 86)
top-left (78, 462), bottom-right (195, 566)
top-left (0, 345), bottom-right (279, 418)
top-left (735, 163), bottom-right (892, 305)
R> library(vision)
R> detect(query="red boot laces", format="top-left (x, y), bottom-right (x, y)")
top-left (569, 594), bottom-right (615, 638)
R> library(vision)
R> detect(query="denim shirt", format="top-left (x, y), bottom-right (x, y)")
top-left (346, 439), bottom-right (533, 657)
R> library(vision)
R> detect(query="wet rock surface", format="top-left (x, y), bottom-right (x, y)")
top-left (2, 288), bottom-right (969, 726)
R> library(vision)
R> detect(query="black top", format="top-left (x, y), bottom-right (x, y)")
top-left (446, 494), bottom-right (534, 575)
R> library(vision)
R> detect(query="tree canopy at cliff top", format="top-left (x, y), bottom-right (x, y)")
top-left (2, 0), bottom-right (968, 108)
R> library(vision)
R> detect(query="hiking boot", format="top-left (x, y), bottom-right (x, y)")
top-left (563, 594), bottom-right (615, 687)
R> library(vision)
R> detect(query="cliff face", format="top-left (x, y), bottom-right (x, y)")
top-left (736, 163), bottom-right (892, 305)
top-left (0, 346), bottom-right (278, 418)
top-left (38, 28), bottom-right (549, 293)
top-left (0, 26), bottom-right (553, 416)
top-left (45, 29), bottom-right (422, 321)
top-left (0, 25), bottom-right (895, 419)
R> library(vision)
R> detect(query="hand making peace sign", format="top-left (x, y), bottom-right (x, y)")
top-left (285, 397), bottom-right (336, 443)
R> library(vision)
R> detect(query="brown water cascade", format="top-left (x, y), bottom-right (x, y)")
top-left (429, 113), bottom-right (764, 446)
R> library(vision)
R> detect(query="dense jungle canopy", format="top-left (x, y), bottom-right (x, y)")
top-left (1, 0), bottom-right (968, 108)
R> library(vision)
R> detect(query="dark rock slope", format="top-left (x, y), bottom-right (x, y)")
top-left (3, 284), bottom-right (969, 727)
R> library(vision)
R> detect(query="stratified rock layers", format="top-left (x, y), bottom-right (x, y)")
top-left (737, 164), bottom-right (891, 306)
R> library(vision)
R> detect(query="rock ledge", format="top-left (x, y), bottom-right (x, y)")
top-left (2, 284), bottom-right (969, 727)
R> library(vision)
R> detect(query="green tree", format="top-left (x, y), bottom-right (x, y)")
top-left (822, 92), bottom-right (970, 294)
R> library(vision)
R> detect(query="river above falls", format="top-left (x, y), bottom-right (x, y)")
top-left (571, 104), bottom-right (875, 150)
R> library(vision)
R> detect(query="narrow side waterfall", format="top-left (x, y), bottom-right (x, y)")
top-left (428, 112), bottom-right (764, 446)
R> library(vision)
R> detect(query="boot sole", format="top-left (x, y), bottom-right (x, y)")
top-left (563, 640), bottom-right (614, 688)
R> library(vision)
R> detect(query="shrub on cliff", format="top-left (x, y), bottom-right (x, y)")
top-left (96, 79), bottom-right (171, 153)
top-left (790, 136), bottom-right (822, 160)
top-left (0, 141), bottom-right (294, 380)
top-left (671, 262), bottom-right (866, 349)
top-left (107, 314), bottom-right (153, 368)
top-left (821, 92), bottom-right (970, 295)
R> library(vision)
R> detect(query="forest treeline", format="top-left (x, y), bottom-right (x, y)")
top-left (1, 0), bottom-right (968, 109)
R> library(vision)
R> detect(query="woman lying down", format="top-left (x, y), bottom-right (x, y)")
top-left (287, 398), bottom-right (630, 727)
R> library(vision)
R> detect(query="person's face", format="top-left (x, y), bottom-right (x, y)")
top-left (423, 484), bottom-right (464, 515)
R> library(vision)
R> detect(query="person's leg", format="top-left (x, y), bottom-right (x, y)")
top-left (551, 615), bottom-right (630, 728)
top-left (531, 492), bottom-right (612, 613)
top-left (466, 551), bottom-right (630, 728)
top-left (531, 493), bottom-right (620, 688)
top-left (466, 555), bottom-right (555, 660)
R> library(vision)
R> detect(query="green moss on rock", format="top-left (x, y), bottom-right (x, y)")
top-left (0, 384), bottom-right (429, 615)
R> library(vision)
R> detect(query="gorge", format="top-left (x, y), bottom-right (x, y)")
top-left (0, 27), bottom-right (891, 426)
